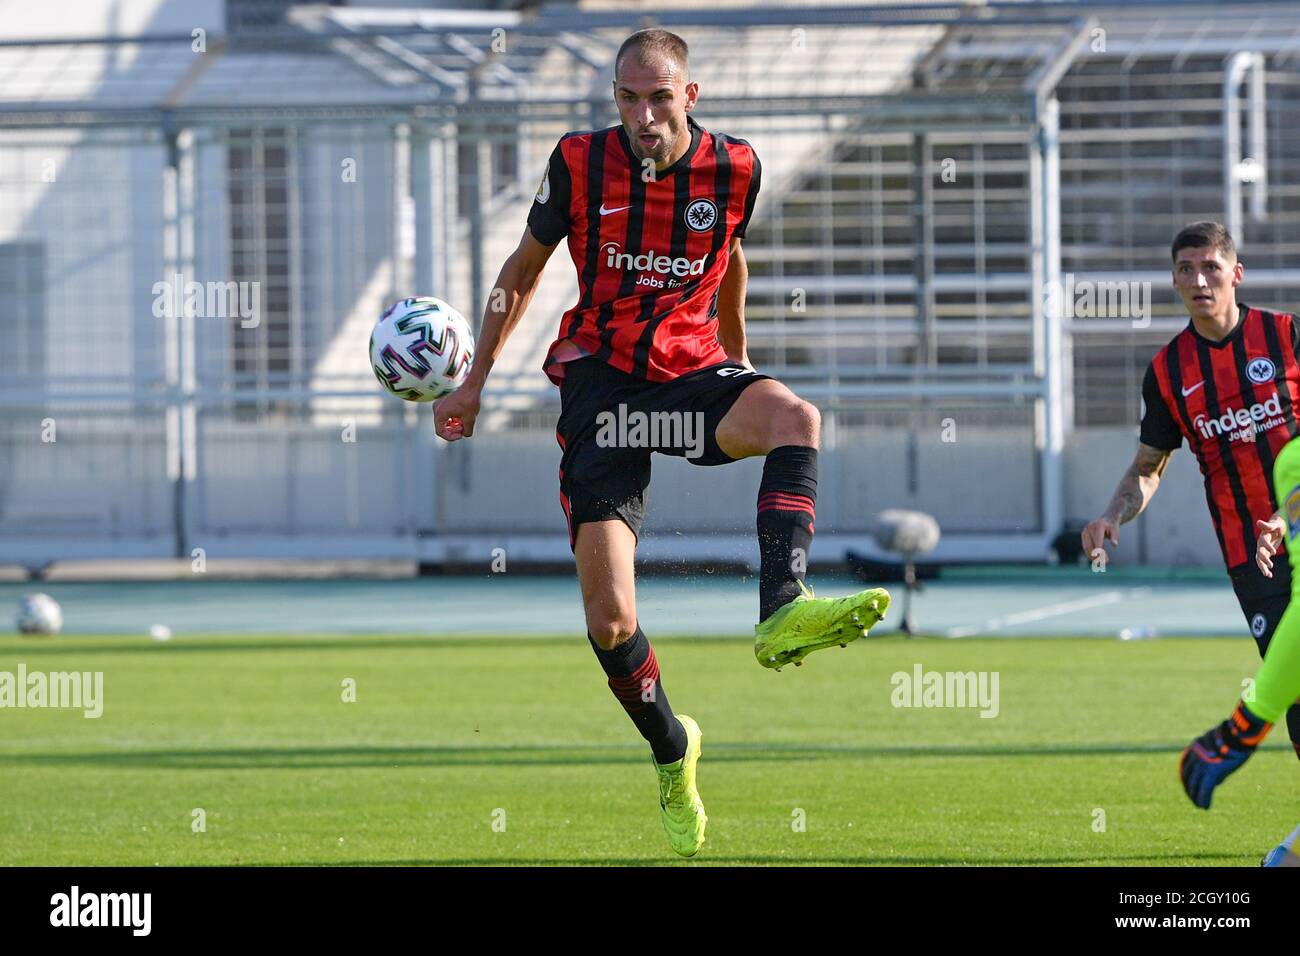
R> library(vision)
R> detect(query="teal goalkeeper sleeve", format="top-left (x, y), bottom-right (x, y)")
top-left (1251, 440), bottom-right (1300, 723)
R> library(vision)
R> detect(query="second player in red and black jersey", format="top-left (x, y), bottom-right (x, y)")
top-left (1085, 221), bottom-right (1300, 760)
top-left (1142, 303), bottom-right (1300, 571)
top-left (527, 114), bottom-right (760, 384)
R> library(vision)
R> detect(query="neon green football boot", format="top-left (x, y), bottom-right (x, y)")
top-left (754, 580), bottom-right (891, 670)
top-left (653, 714), bottom-right (707, 858)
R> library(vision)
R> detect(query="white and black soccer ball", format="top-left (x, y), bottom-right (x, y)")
top-left (370, 297), bottom-right (475, 402)
top-left (16, 592), bottom-right (62, 636)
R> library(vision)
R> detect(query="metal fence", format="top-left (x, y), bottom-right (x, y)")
top-left (2, 1), bottom-right (1297, 566)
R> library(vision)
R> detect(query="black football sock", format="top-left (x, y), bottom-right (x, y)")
top-left (589, 627), bottom-right (686, 765)
top-left (757, 445), bottom-right (818, 622)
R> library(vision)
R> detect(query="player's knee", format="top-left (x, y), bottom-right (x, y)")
top-left (771, 398), bottom-right (819, 449)
top-left (804, 401), bottom-right (822, 442)
top-left (586, 606), bottom-right (637, 650)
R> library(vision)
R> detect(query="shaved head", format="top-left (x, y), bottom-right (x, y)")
top-left (615, 29), bottom-right (689, 83)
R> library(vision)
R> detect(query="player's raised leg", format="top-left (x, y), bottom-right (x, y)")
top-left (575, 519), bottom-right (706, 856)
top-left (715, 379), bottom-right (890, 668)
top-left (715, 379), bottom-right (819, 618)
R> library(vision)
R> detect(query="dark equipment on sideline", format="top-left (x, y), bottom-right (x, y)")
top-left (866, 509), bottom-right (941, 635)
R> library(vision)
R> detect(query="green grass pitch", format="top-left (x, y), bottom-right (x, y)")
top-left (1, 632), bottom-right (1296, 866)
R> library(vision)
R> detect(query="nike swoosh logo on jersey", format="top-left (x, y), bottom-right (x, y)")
top-left (1181, 381), bottom-right (1205, 397)
top-left (599, 204), bottom-right (632, 216)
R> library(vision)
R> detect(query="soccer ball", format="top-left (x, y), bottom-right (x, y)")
top-left (370, 297), bottom-right (474, 402)
top-left (16, 592), bottom-right (62, 636)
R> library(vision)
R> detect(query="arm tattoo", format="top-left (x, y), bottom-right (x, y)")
top-left (1105, 445), bottom-right (1172, 525)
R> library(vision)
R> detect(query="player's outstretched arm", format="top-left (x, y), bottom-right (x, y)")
top-left (434, 228), bottom-right (558, 441)
top-left (715, 237), bottom-right (751, 368)
top-left (1080, 442), bottom-right (1173, 564)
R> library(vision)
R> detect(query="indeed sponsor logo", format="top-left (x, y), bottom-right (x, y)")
top-left (1193, 391), bottom-right (1284, 440)
top-left (601, 242), bottom-right (707, 282)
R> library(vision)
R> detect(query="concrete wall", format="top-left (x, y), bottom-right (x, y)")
top-left (1065, 427), bottom-right (1222, 569)
top-left (0, 407), bottom-right (1233, 567)
top-left (433, 424), bottom-right (1224, 568)
top-left (434, 421), bottom-right (1041, 536)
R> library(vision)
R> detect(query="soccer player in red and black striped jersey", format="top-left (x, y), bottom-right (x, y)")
top-left (1082, 221), bottom-right (1300, 760)
top-left (432, 29), bottom-right (888, 857)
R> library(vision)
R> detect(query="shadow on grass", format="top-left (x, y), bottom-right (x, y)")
top-left (5, 739), bottom-right (1284, 770)
top-left (288, 851), bottom-right (1248, 867)
top-left (0, 635), bottom-right (752, 657)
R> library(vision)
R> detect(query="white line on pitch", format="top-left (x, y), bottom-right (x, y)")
top-left (943, 588), bottom-right (1152, 638)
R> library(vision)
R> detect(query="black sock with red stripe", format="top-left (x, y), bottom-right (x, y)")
top-left (589, 627), bottom-right (686, 765)
top-left (757, 445), bottom-right (818, 622)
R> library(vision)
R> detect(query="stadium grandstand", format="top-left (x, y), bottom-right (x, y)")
top-left (2, 0), bottom-right (1300, 570)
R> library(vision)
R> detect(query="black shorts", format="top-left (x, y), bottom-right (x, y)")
top-left (1230, 559), bottom-right (1293, 657)
top-left (555, 357), bottom-right (771, 550)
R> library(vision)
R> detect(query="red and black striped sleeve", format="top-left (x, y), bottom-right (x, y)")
top-left (1139, 360), bottom-right (1183, 450)
top-left (734, 147), bottom-right (761, 239)
top-left (526, 138), bottom-right (574, 247)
